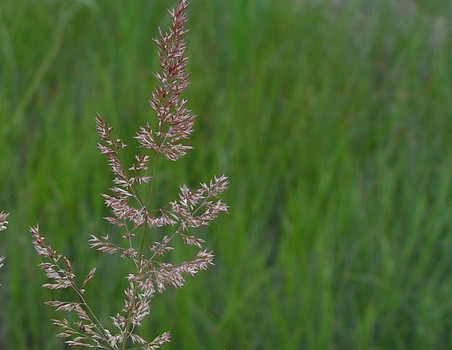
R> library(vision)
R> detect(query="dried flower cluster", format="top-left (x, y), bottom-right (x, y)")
top-left (0, 211), bottom-right (8, 232)
top-left (0, 211), bottom-right (9, 286)
top-left (29, 1), bottom-right (228, 349)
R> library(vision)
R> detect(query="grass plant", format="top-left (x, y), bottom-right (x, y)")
top-left (0, 211), bottom-right (9, 287)
top-left (1, 0), bottom-right (451, 349)
top-left (27, 1), bottom-right (228, 349)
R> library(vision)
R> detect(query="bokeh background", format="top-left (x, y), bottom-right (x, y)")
top-left (1, 0), bottom-right (452, 349)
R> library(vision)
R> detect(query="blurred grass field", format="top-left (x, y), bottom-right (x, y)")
top-left (1, 0), bottom-right (452, 349)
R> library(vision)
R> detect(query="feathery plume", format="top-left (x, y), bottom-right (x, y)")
top-left (30, 1), bottom-right (228, 348)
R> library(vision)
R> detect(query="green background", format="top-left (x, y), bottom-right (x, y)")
top-left (1, 0), bottom-right (452, 349)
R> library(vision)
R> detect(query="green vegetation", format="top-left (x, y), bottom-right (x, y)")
top-left (1, 0), bottom-right (451, 349)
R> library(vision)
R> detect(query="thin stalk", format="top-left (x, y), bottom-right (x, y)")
top-left (120, 152), bottom-right (160, 350)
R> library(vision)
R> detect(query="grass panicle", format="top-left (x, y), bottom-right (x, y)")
top-left (29, 1), bottom-right (228, 349)
top-left (0, 211), bottom-right (9, 286)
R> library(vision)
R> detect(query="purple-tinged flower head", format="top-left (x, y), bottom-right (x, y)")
top-left (136, 0), bottom-right (195, 161)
